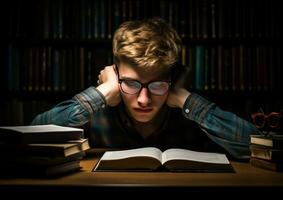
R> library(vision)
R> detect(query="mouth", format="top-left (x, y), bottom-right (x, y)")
top-left (133, 108), bottom-right (153, 113)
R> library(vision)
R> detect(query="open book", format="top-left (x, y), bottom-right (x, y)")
top-left (93, 147), bottom-right (233, 172)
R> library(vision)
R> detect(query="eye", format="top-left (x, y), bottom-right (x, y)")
top-left (149, 82), bottom-right (169, 90)
top-left (148, 81), bottom-right (170, 95)
top-left (123, 80), bottom-right (140, 88)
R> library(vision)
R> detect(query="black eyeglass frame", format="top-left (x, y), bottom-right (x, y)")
top-left (118, 79), bottom-right (171, 96)
top-left (114, 64), bottom-right (172, 96)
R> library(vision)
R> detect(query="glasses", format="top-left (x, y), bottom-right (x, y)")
top-left (251, 108), bottom-right (282, 133)
top-left (118, 79), bottom-right (171, 96)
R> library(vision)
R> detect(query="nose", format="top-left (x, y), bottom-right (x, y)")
top-left (137, 87), bottom-right (151, 106)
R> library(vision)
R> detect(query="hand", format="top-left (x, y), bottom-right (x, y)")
top-left (166, 87), bottom-right (190, 109)
top-left (96, 65), bottom-right (121, 107)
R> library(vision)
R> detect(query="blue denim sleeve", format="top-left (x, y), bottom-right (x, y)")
top-left (31, 87), bottom-right (106, 127)
top-left (182, 93), bottom-right (260, 160)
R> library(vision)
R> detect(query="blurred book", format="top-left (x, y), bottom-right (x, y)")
top-left (250, 133), bottom-right (283, 172)
top-left (250, 134), bottom-right (283, 148)
top-left (250, 157), bottom-right (283, 172)
top-left (250, 144), bottom-right (283, 161)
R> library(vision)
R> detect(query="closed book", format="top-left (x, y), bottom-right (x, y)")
top-left (250, 134), bottom-right (283, 148)
top-left (24, 138), bottom-right (90, 157)
top-left (0, 138), bottom-right (90, 157)
top-left (250, 144), bottom-right (283, 161)
top-left (0, 124), bottom-right (84, 143)
top-left (0, 160), bottom-right (81, 177)
top-left (250, 157), bottom-right (283, 172)
top-left (0, 151), bottom-right (85, 167)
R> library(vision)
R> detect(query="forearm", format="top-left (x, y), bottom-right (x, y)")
top-left (182, 93), bottom-right (259, 159)
top-left (167, 88), bottom-right (191, 108)
top-left (31, 87), bottom-right (106, 127)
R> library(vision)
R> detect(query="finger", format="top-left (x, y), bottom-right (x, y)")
top-left (97, 73), bottom-right (101, 85)
top-left (112, 64), bottom-right (118, 74)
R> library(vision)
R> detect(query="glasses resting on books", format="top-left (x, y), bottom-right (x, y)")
top-left (251, 108), bottom-right (282, 134)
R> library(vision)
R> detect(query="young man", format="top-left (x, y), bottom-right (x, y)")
top-left (31, 18), bottom-right (259, 160)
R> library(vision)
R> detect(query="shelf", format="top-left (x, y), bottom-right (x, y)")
top-left (6, 37), bottom-right (281, 47)
top-left (182, 38), bottom-right (282, 46)
top-left (0, 90), bottom-right (77, 102)
top-left (8, 38), bottom-right (112, 47)
top-left (2, 0), bottom-right (282, 125)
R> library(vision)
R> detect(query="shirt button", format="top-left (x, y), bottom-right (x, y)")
top-left (185, 108), bottom-right (190, 114)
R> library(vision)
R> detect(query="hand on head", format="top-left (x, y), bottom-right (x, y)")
top-left (96, 65), bottom-right (121, 107)
top-left (97, 65), bottom-right (118, 86)
top-left (166, 87), bottom-right (190, 109)
top-left (96, 64), bottom-right (190, 109)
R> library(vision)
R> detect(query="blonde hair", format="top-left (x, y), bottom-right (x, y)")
top-left (113, 18), bottom-right (182, 71)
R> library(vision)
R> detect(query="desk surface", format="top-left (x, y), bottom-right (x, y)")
top-left (1, 149), bottom-right (283, 196)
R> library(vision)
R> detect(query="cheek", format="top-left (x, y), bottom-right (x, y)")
top-left (121, 93), bottom-right (135, 105)
top-left (152, 94), bottom-right (168, 107)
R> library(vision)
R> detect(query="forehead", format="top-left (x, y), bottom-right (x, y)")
top-left (118, 63), bottom-right (171, 80)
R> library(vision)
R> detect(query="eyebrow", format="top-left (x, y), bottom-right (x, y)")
top-left (119, 73), bottom-right (170, 82)
top-left (119, 76), bottom-right (139, 81)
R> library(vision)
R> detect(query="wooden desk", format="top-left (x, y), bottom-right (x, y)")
top-left (1, 150), bottom-right (283, 197)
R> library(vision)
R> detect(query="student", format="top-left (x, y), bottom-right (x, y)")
top-left (31, 18), bottom-right (259, 160)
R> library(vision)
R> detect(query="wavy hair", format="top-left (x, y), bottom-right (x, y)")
top-left (113, 18), bottom-right (182, 72)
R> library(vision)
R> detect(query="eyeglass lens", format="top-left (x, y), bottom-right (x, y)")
top-left (120, 80), bottom-right (169, 95)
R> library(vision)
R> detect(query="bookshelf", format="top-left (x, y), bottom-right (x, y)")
top-left (1, 0), bottom-right (282, 125)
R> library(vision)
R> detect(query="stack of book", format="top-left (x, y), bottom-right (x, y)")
top-left (0, 124), bottom-right (90, 177)
top-left (250, 133), bottom-right (283, 171)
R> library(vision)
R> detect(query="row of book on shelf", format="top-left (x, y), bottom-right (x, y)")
top-left (0, 124), bottom-right (90, 177)
top-left (5, 45), bottom-right (281, 92)
top-left (9, 0), bottom-right (278, 40)
top-left (250, 133), bottom-right (283, 171)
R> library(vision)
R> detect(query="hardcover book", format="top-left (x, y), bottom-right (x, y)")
top-left (93, 147), bottom-right (233, 172)
top-left (0, 124), bottom-right (84, 143)
top-left (250, 134), bottom-right (283, 148)
top-left (0, 160), bottom-right (81, 177)
top-left (250, 144), bottom-right (283, 161)
top-left (0, 138), bottom-right (90, 157)
top-left (250, 157), bottom-right (283, 172)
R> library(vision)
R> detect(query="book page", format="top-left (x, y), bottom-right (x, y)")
top-left (162, 148), bottom-right (230, 165)
top-left (0, 124), bottom-right (83, 133)
top-left (101, 147), bottom-right (162, 162)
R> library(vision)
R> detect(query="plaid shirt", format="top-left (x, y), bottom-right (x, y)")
top-left (31, 86), bottom-right (259, 160)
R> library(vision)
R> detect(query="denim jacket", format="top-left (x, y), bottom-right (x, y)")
top-left (31, 86), bottom-right (259, 160)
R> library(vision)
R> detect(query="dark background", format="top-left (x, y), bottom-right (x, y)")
top-left (0, 0), bottom-right (282, 125)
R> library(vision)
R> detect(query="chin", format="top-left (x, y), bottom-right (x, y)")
top-left (131, 112), bottom-right (155, 123)
top-left (134, 117), bottom-right (153, 123)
